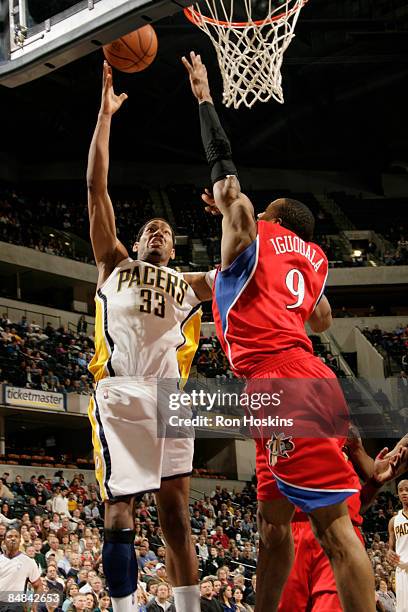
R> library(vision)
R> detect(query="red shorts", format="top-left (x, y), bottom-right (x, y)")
top-left (247, 349), bottom-right (358, 513)
top-left (278, 520), bottom-right (364, 612)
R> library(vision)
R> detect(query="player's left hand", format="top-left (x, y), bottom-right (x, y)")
top-left (372, 446), bottom-right (408, 484)
top-left (182, 51), bottom-right (213, 103)
top-left (202, 188), bottom-right (222, 216)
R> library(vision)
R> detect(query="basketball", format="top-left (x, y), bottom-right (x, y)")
top-left (103, 25), bottom-right (158, 73)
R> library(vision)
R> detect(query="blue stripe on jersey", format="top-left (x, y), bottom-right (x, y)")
top-left (215, 239), bottom-right (258, 336)
top-left (274, 475), bottom-right (357, 514)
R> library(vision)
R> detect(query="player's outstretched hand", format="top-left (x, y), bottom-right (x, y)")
top-left (100, 61), bottom-right (128, 116)
top-left (202, 188), bottom-right (221, 216)
top-left (373, 446), bottom-right (408, 484)
top-left (182, 51), bottom-right (213, 103)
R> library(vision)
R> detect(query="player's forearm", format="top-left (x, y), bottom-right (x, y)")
top-left (360, 476), bottom-right (383, 513)
top-left (87, 113), bottom-right (111, 192)
top-left (199, 101), bottom-right (239, 187)
top-left (349, 448), bottom-right (375, 482)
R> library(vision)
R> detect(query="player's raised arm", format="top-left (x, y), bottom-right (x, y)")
top-left (182, 52), bottom-right (256, 269)
top-left (87, 61), bottom-right (128, 281)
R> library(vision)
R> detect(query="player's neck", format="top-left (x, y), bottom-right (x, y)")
top-left (5, 549), bottom-right (20, 559)
top-left (403, 503), bottom-right (408, 513)
top-left (140, 255), bottom-right (170, 268)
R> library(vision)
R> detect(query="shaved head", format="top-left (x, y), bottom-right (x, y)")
top-left (259, 198), bottom-right (315, 242)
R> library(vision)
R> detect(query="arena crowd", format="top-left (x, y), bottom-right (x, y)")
top-left (0, 470), bottom-right (402, 611)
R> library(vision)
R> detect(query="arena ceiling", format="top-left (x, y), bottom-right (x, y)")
top-left (1, 0), bottom-right (408, 173)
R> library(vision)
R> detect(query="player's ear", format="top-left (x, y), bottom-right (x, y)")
top-left (170, 247), bottom-right (175, 260)
top-left (271, 217), bottom-right (282, 225)
top-left (132, 241), bottom-right (139, 253)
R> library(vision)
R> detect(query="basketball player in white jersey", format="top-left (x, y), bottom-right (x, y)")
top-left (86, 61), bottom-right (213, 612)
top-left (388, 480), bottom-right (408, 612)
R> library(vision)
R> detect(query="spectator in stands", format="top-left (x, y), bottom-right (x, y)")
top-left (376, 579), bottom-right (396, 611)
top-left (218, 585), bottom-right (236, 611)
top-left (200, 578), bottom-right (223, 612)
top-left (0, 479), bottom-right (14, 499)
top-left (245, 576), bottom-right (256, 608)
top-left (211, 527), bottom-right (229, 550)
top-left (77, 316), bottom-right (88, 335)
top-left (62, 584), bottom-right (80, 612)
top-left (46, 564), bottom-right (65, 603)
top-left (11, 474), bottom-right (26, 498)
top-left (34, 537), bottom-right (47, 572)
top-left (205, 547), bottom-right (222, 574)
top-left (232, 587), bottom-right (252, 612)
top-left (67, 593), bottom-right (88, 612)
top-left (146, 583), bottom-right (176, 612)
top-left (94, 591), bottom-right (111, 612)
top-left (52, 489), bottom-right (69, 517)
top-left (137, 541), bottom-right (157, 570)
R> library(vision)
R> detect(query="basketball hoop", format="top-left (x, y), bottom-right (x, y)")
top-left (184, 0), bottom-right (308, 109)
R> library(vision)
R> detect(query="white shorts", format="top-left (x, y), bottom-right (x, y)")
top-left (396, 566), bottom-right (408, 612)
top-left (88, 377), bottom-right (194, 501)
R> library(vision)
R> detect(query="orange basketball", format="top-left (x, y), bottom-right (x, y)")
top-left (103, 25), bottom-right (158, 73)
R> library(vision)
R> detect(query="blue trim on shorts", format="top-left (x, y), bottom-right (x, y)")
top-left (274, 476), bottom-right (357, 514)
top-left (94, 394), bottom-right (113, 500)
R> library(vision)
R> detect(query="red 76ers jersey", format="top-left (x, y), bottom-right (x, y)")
top-left (213, 221), bottom-right (328, 377)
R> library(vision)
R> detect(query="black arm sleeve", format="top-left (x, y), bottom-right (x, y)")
top-left (199, 101), bottom-right (238, 186)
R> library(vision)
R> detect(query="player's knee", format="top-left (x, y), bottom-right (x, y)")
top-left (103, 529), bottom-right (137, 597)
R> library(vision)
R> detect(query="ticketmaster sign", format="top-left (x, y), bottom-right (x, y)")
top-left (3, 386), bottom-right (66, 412)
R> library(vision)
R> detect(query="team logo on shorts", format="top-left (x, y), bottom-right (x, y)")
top-left (266, 433), bottom-right (295, 467)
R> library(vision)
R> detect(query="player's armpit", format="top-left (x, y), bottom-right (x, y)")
top-left (308, 295), bottom-right (332, 332)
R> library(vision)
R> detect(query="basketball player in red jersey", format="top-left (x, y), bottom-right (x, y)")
top-left (87, 61), bottom-right (213, 612)
top-left (278, 431), bottom-right (407, 611)
top-left (183, 51), bottom-right (375, 612)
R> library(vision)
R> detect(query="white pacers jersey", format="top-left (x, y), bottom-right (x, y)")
top-left (89, 258), bottom-right (201, 381)
top-left (395, 510), bottom-right (408, 612)
top-left (395, 510), bottom-right (408, 565)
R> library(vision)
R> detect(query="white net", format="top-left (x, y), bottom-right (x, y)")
top-left (185, 0), bottom-right (307, 109)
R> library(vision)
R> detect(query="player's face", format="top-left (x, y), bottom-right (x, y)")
top-left (133, 220), bottom-right (175, 265)
top-left (257, 199), bottom-right (284, 223)
top-left (398, 481), bottom-right (408, 504)
top-left (4, 529), bottom-right (19, 553)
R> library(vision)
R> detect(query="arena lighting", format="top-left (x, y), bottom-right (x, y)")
top-left (352, 250), bottom-right (362, 257)
top-left (49, 233), bottom-right (55, 237)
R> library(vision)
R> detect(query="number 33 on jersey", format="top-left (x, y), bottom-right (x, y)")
top-left (213, 221), bottom-right (328, 376)
top-left (89, 258), bottom-right (201, 381)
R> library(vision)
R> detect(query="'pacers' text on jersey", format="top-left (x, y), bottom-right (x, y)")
top-left (89, 258), bottom-right (201, 380)
top-left (213, 221), bottom-right (328, 376)
top-left (395, 510), bottom-right (408, 564)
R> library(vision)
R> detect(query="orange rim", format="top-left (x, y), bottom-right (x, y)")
top-left (184, 0), bottom-right (308, 28)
